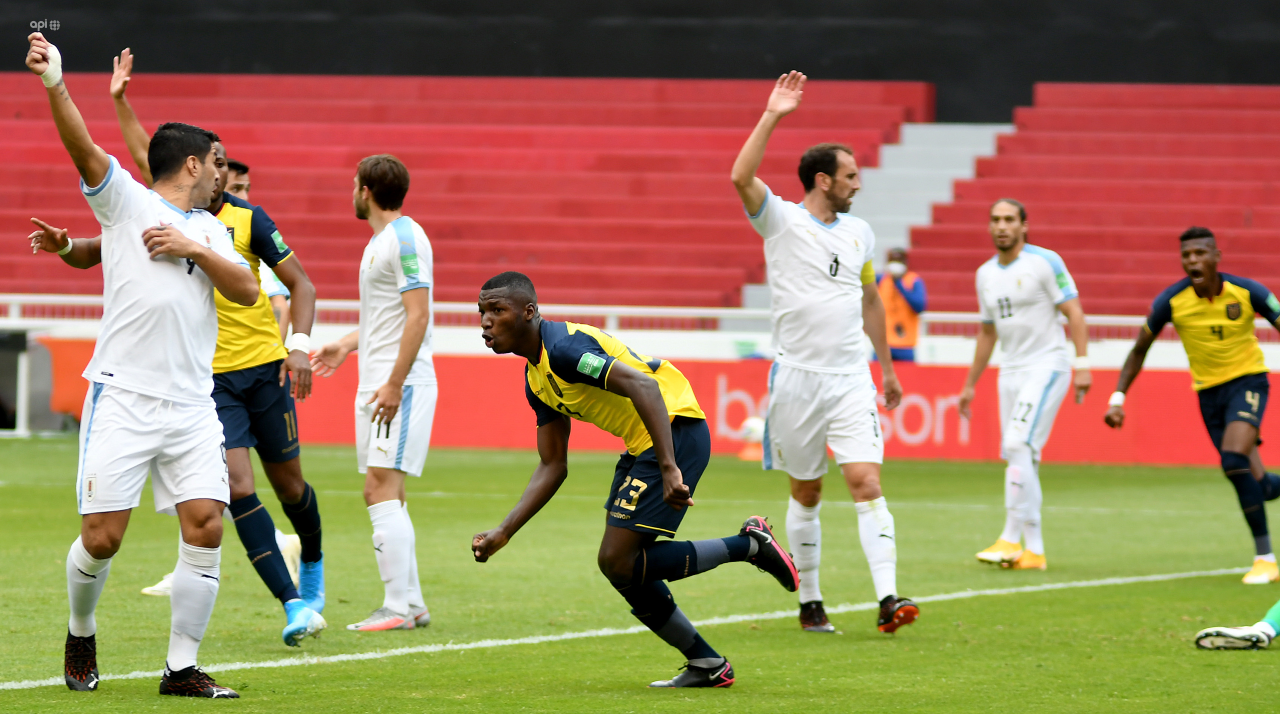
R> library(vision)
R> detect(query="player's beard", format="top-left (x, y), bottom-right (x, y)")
top-left (354, 196), bottom-right (369, 220)
top-left (826, 187), bottom-right (853, 214)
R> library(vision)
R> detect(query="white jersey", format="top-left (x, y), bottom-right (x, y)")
top-left (747, 186), bottom-right (877, 374)
top-left (259, 262), bottom-right (289, 299)
top-left (358, 216), bottom-right (436, 389)
top-left (976, 244), bottom-right (1078, 373)
top-left (82, 156), bottom-right (249, 405)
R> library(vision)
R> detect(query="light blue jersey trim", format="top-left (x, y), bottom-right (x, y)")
top-left (1022, 244), bottom-right (1079, 303)
top-left (744, 189), bottom-right (771, 220)
top-left (76, 382), bottom-right (105, 513)
top-left (80, 157), bottom-right (117, 197)
top-left (153, 192), bottom-right (193, 218)
top-left (799, 203), bottom-right (841, 229)
top-left (395, 385), bottom-right (415, 470)
top-left (399, 281), bottom-right (430, 294)
top-left (762, 362), bottom-right (779, 470)
top-left (1026, 372), bottom-right (1063, 449)
top-left (391, 216), bottom-right (422, 284)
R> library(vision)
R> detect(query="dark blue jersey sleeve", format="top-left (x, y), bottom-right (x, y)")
top-left (1145, 280), bottom-right (1185, 334)
top-left (1228, 274), bottom-right (1280, 324)
top-left (525, 377), bottom-right (562, 427)
top-left (249, 205), bottom-right (292, 267)
top-left (545, 329), bottom-right (615, 389)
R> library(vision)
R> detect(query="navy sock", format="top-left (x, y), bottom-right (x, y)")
top-left (1223, 451), bottom-right (1270, 553)
top-left (1263, 473), bottom-right (1280, 502)
top-left (230, 494), bottom-right (301, 603)
top-left (636, 535), bottom-right (755, 585)
top-left (280, 482), bottom-right (323, 563)
top-left (614, 572), bottom-right (721, 662)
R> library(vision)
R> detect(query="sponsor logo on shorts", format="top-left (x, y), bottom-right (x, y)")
top-left (1238, 411), bottom-right (1260, 421)
top-left (375, 446), bottom-right (389, 456)
top-left (609, 511), bottom-right (632, 520)
top-left (85, 475), bottom-right (95, 503)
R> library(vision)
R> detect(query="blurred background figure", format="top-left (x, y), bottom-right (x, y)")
top-left (877, 248), bottom-right (927, 362)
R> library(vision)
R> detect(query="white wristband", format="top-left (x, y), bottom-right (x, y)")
top-left (285, 333), bottom-right (311, 355)
top-left (56, 238), bottom-right (73, 256)
top-left (40, 44), bottom-right (63, 88)
top-left (1108, 391), bottom-right (1126, 407)
top-left (1073, 356), bottom-right (1091, 371)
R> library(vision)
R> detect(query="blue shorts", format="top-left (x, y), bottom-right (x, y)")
top-left (605, 417), bottom-right (710, 537)
top-left (1198, 372), bottom-right (1269, 452)
top-left (212, 360), bottom-right (300, 463)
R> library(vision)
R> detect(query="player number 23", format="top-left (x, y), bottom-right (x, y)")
top-left (613, 475), bottom-right (648, 511)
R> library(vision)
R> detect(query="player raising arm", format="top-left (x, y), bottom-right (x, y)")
top-left (27, 33), bottom-right (253, 698)
top-left (1105, 227), bottom-right (1280, 584)
top-left (471, 272), bottom-right (799, 689)
top-left (959, 199), bottom-right (1091, 571)
top-left (731, 71), bottom-right (915, 636)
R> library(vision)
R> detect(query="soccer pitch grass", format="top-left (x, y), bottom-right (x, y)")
top-left (1, 438), bottom-right (1277, 712)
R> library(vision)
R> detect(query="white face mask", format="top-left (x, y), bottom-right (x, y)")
top-left (886, 261), bottom-right (907, 278)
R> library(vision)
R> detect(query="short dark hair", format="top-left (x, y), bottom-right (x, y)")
top-left (357, 154), bottom-right (410, 210)
top-left (798, 143), bottom-right (854, 192)
top-left (1180, 226), bottom-right (1216, 243)
top-left (148, 122), bottom-right (220, 182)
top-left (227, 158), bottom-right (250, 175)
top-left (481, 271), bottom-right (538, 306)
top-left (992, 198), bottom-right (1027, 222)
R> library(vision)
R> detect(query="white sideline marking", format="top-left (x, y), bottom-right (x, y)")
top-left (0, 566), bottom-right (1246, 692)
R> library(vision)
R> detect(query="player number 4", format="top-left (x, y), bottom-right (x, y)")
top-left (1247, 390), bottom-right (1261, 413)
top-left (1210, 325), bottom-right (1224, 340)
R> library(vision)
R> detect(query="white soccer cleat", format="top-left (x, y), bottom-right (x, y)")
top-left (141, 572), bottom-right (174, 597)
top-left (411, 605), bottom-right (430, 628)
top-left (1195, 624), bottom-right (1272, 650)
top-left (276, 530), bottom-right (302, 589)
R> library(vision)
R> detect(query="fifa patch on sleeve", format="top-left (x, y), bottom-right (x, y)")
top-left (400, 253), bottom-right (420, 278)
top-left (1267, 293), bottom-right (1280, 314)
top-left (271, 230), bottom-right (289, 253)
top-left (1056, 273), bottom-right (1070, 290)
top-left (577, 353), bottom-right (605, 379)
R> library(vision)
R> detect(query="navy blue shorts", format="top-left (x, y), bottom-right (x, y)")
top-left (212, 359), bottom-right (300, 463)
top-left (1198, 372), bottom-right (1269, 452)
top-left (605, 417), bottom-right (711, 537)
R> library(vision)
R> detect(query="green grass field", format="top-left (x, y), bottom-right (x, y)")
top-left (1, 436), bottom-right (1277, 712)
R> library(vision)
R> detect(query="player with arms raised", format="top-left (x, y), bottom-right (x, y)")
top-left (472, 272), bottom-right (800, 688)
top-left (26, 34), bottom-right (257, 697)
top-left (731, 71), bottom-right (915, 635)
top-left (1106, 227), bottom-right (1280, 584)
top-left (959, 199), bottom-right (1091, 571)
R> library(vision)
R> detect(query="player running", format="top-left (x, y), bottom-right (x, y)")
top-left (731, 71), bottom-right (915, 635)
top-left (959, 199), bottom-right (1091, 571)
top-left (471, 271), bottom-right (799, 689)
top-left (311, 155), bottom-right (437, 631)
top-left (1105, 227), bottom-right (1280, 584)
top-left (26, 34), bottom-right (256, 696)
top-left (29, 47), bottom-right (328, 646)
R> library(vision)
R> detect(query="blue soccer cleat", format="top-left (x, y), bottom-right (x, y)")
top-left (299, 557), bottom-right (325, 614)
top-left (282, 599), bottom-right (326, 647)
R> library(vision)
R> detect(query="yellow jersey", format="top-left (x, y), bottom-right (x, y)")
top-left (524, 320), bottom-right (705, 455)
top-left (212, 193), bottom-right (294, 373)
top-left (1146, 273), bottom-right (1280, 390)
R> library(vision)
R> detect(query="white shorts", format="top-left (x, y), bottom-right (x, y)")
top-left (76, 383), bottom-right (230, 516)
top-left (356, 383), bottom-right (437, 477)
top-left (764, 363), bottom-right (884, 481)
top-left (998, 368), bottom-right (1071, 461)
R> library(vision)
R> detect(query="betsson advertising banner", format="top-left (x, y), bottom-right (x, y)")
top-left (297, 356), bottom-right (1221, 466)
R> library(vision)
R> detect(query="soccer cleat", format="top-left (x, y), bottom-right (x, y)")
top-left (140, 572), bottom-right (173, 597)
top-left (648, 660), bottom-right (735, 688)
top-left (976, 539), bottom-right (1023, 564)
top-left (282, 600), bottom-right (327, 647)
top-left (877, 596), bottom-right (919, 633)
top-left (1196, 625), bottom-right (1273, 650)
top-left (159, 665), bottom-right (239, 698)
top-left (299, 557), bottom-right (325, 614)
top-left (1241, 558), bottom-right (1279, 584)
top-left (799, 601), bottom-right (836, 633)
top-left (411, 605), bottom-right (431, 628)
top-left (1001, 551), bottom-right (1047, 570)
top-left (277, 531), bottom-right (302, 589)
top-left (740, 516), bottom-right (799, 592)
top-left (64, 632), bottom-right (99, 691)
top-left (347, 607), bottom-right (414, 631)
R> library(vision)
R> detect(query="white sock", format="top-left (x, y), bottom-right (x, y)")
top-left (167, 540), bottom-right (220, 671)
top-left (1259, 553), bottom-right (1277, 563)
top-left (786, 497), bottom-right (823, 604)
top-left (67, 537), bottom-right (111, 637)
top-left (1022, 462), bottom-right (1045, 555)
top-left (402, 503), bottom-right (425, 611)
top-left (1256, 620), bottom-right (1278, 638)
top-left (855, 497), bottom-right (897, 601)
top-left (999, 459), bottom-right (1028, 545)
top-left (368, 500), bottom-right (411, 616)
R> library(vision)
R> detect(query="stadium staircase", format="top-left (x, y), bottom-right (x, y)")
top-left (913, 83), bottom-right (1280, 315)
top-left (0, 73), bottom-right (931, 308)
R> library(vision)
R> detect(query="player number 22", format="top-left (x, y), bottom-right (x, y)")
top-left (613, 475), bottom-right (648, 511)
top-left (1013, 401), bottom-right (1034, 423)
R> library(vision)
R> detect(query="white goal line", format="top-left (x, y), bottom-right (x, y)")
top-left (0, 567), bottom-right (1246, 692)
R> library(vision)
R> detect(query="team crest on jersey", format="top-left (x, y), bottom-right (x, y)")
top-left (1227, 302), bottom-right (1242, 321)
